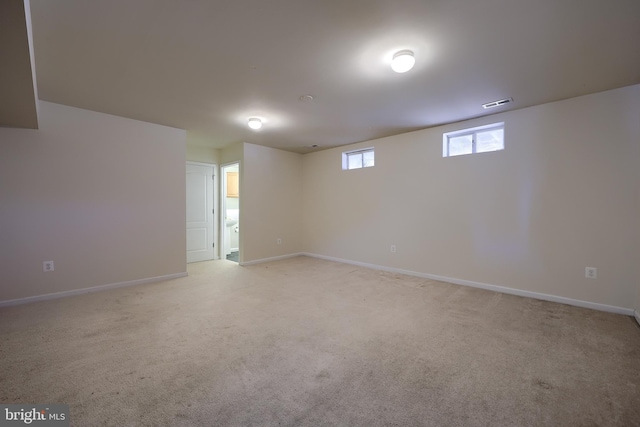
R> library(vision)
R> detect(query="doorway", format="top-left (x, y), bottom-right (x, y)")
top-left (186, 162), bottom-right (215, 263)
top-left (221, 163), bottom-right (240, 262)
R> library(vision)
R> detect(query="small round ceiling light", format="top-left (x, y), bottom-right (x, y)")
top-left (247, 118), bottom-right (262, 130)
top-left (299, 95), bottom-right (314, 103)
top-left (391, 50), bottom-right (415, 73)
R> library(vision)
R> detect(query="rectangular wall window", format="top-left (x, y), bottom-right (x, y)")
top-left (342, 147), bottom-right (375, 170)
top-left (443, 123), bottom-right (504, 157)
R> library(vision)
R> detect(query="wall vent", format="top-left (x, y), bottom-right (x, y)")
top-left (482, 98), bottom-right (513, 109)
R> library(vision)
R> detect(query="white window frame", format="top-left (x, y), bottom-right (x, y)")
top-left (442, 122), bottom-right (504, 157)
top-left (342, 147), bottom-right (375, 170)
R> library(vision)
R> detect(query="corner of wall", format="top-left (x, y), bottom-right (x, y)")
top-left (241, 143), bottom-right (303, 262)
top-left (0, 102), bottom-right (186, 301)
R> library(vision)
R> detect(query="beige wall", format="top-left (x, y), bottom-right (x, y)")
top-left (219, 142), bottom-right (243, 166)
top-left (0, 101), bottom-right (186, 301)
top-left (303, 85), bottom-right (640, 310)
top-left (242, 143), bottom-right (303, 262)
top-left (186, 143), bottom-right (219, 164)
top-left (3, 90), bottom-right (638, 311)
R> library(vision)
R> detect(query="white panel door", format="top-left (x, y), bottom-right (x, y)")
top-left (186, 163), bottom-right (214, 263)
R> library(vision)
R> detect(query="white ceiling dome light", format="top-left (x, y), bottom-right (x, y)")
top-left (247, 117), bottom-right (262, 130)
top-left (391, 50), bottom-right (415, 73)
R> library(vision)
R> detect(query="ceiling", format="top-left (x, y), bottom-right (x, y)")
top-left (25, 0), bottom-right (640, 153)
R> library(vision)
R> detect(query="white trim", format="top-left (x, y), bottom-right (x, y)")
top-left (301, 253), bottom-right (634, 316)
top-left (634, 310), bottom-right (640, 327)
top-left (239, 253), bottom-right (304, 266)
top-left (0, 272), bottom-right (188, 307)
top-left (186, 160), bottom-right (216, 167)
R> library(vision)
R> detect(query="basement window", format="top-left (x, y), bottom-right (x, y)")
top-left (443, 122), bottom-right (504, 157)
top-left (342, 147), bottom-right (375, 170)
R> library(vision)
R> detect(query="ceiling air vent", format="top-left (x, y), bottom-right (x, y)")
top-left (482, 98), bottom-right (513, 109)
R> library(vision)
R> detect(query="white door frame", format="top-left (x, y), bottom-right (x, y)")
top-left (221, 162), bottom-right (240, 261)
top-left (186, 161), bottom-right (218, 262)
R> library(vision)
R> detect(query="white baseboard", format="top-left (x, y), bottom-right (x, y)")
top-left (240, 253), bottom-right (304, 266)
top-left (634, 310), bottom-right (640, 326)
top-left (0, 272), bottom-right (188, 307)
top-left (302, 253), bottom-right (635, 316)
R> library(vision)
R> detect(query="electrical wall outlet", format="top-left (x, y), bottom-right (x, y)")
top-left (277, 238), bottom-right (282, 245)
top-left (43, 261), bottom-right (54, 272)
top-left (585, 267), bottom-right (597, 279)
top-left (390, 245), bottom-right (396, 253)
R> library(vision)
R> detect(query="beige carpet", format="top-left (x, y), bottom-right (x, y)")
top-left (1, 256), bottom-right (639, 426)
